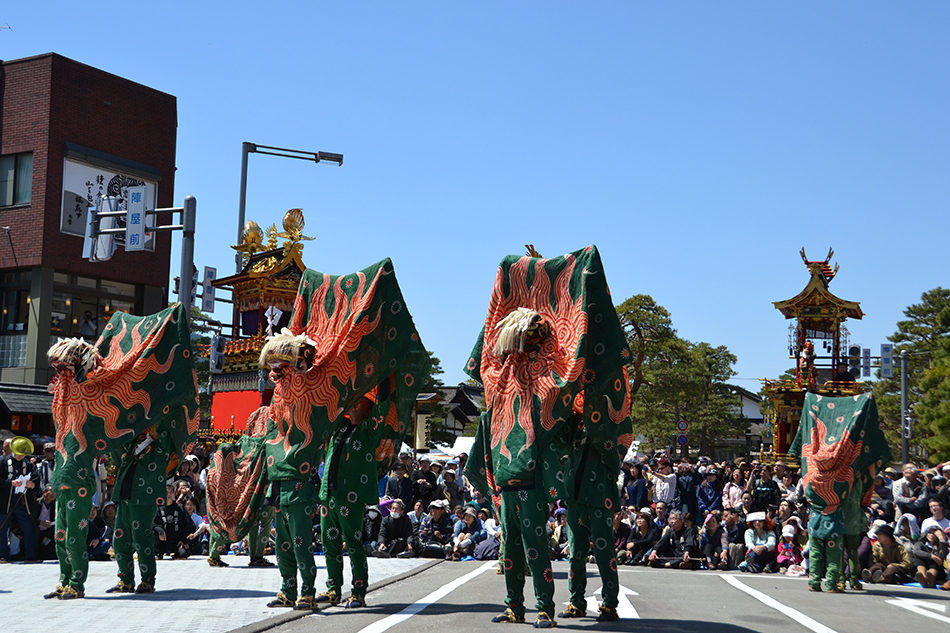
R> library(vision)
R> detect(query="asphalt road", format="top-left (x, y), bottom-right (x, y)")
top-left (272, 561), bottom-right (950, 633)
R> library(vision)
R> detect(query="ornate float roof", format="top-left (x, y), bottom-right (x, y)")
top-left (772, 247), bottom-right (863, 323)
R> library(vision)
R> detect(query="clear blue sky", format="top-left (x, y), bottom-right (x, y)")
top-left (4, 3), bottom-right (948, 387)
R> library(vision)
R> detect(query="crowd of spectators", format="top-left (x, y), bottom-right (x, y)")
top-left (4, 433), bottom-right (948, 593)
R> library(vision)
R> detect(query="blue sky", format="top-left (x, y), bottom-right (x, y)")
top-left (4, 3), bottom-right (948, 387)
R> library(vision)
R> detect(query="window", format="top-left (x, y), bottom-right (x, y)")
top-left (0, 152), bottom-right (33, 207)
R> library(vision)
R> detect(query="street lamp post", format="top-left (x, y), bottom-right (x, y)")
top-left (235, 142), bottom-right (343, 273)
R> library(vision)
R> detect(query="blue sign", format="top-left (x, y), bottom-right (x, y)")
top-left (677, 434), bottom-right (688, 446)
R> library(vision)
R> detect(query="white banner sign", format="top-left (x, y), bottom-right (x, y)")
top-left (61, 158), bottom-right (156, 251)
top-left (125, 185), bottom-right (147, 252)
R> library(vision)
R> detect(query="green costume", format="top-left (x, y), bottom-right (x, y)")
top-left (789, 392), bottom-right (890, 592)
top-left (465, 246), bottom-right (630, 625)
top-left (52, 471), bottom-right (96, 596)
top-left (111, 418), bottom-right (190, 591)
top-left (262, 258), bottom-right (428, 608)
top-left (321, 420), bottom-right (378, 601)
top-left (48, 304), bottom-right (199, 599)
top-left (206, 407), bottom-right (274, 567)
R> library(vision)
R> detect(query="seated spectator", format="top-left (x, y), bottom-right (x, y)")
top-left (653, 501), bottom-right (669, 530)
top-left (748, 465), bottom-right (780, 514)
top-left (895, 512), bottom-right (920, 549)
top-left (385, 463), bottom-right (413, 504)
top-left (613, 510), bottom-right (631, 557)
top-left (623, 462), bottom-right (649, 509)
top-left (363, 505), bottom-right (383, 553)
top-left (894, 463), bottom-right (929, 520)
top-left (182, 496), bottom-right (210, 556)
top-left (776, 524), bottom-right (804, 573)
top-left (777, 470), bottom-right (797, 500)
top-left (872, 473), bottom-right (894, 503)
top-left (722, 468), bottom-right (746, 511)
top-left (738, 492), bottom-right (754, 523)
top-left (721, 507), bottom-right (747, 570)
top-left (411, 500), bottom-right (454, 558)
top-left (154, 484), bottom-right (191, 559)
top-left (408, 499), bottom-right (426, 534)
top-left (920, 499), bottom-right (949, 535)
top-left (740, 511), bottom-right (777, 573)
top-left (648, 509), bottom-right (700, 569)
top-left (696, 469), bottom-right (722, 519)
top-left (620, 510), bottom-right (659, 565)
top-left (474, 508), bottom-right (501, 561)
top-left (910, 525), bottom-right (948, 588)
top-left (35, 485), bottom-right (57, 560)
top-left (441, 470), bottom-right (466, 510)
top-left (862, 524), bottom-right (914, 585)
top-left (699, 510), bottom-right (725, 570)
top-left (86, 505), bottom-right (112, 561)
top-left (452, 506), bottom-right (487, 560)
top-left (550, 508), bottom-right (570, 561)
top-left (376, 499), bottom-right (413, 558)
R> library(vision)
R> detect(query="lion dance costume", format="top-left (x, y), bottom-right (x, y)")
top-left (210, 258), bottom-right (428, 611)
top-left (789, 392), bottom-right (889, 592)
top-left (464, 245), bottom-right (632, 628)
top-left (46, 304), bottom-right (199, 600)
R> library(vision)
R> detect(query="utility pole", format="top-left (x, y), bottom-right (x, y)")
top-left (900, 349), bottom-right (909, 464)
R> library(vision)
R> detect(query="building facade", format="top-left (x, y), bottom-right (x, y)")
top-left (0, 53), bottom-right (177, 436)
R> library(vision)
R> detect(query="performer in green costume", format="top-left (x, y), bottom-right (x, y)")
top-left (259, 258), bottom-right (429, 611)
top-left (465, 246), bottom-right (629, 628)
top-left (45, 304), bottom-right (198, 600)
top-left (560, 378), bottom-right (632, 621)
top-left (206, 406), bottom-right (276, 569)
top-left (789, 392), bottom-right (889, 592)
top-left (108, 413), bottom-right (195, 594)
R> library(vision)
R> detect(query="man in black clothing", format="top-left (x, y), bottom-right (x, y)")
top-left (1, 441), bottom-right (39, 562)
top-left (153, 485), bottom-right (191, 559)
top-left (411, 457), bottom-right (437, 508)
top-left (748, 465), bottom-right (780, 513)
top-left (36, 443), bottom-right (57, 491)
top-left (674, 460), bottom-right (699, 517)
top-left (721, 507), bottom-right (747, 570)
top-left (374, 499), bottom-right (413, 557)
top-left (385, 463), bottom-right (414, 506)
top-left (647, 510), bottom-right (700, 569)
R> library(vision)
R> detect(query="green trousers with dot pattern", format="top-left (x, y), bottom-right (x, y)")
top-left (322, 496), bottom-right (368, 598)
top-left (565, 501), bottom-right (619, 610)
top-left (114, 501), bottom-right (158, 586)
top-left (54, 486), bottom-right (95, 591)
top-left (500, 489), bottom-right (555, 617)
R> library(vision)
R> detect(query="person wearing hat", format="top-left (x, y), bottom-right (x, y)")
top-left (0, 436), bottom-right (38, 563)
top-left (412, 457), bottom-right (437, 508)
top-left (776, 524), bottom-right (804, 572)
top-left (36, 442), bottom-right (57, 491)
top-left (862, 524), bottom-right (914, 584)
top-left (451, 505), bottom-right (487, 560)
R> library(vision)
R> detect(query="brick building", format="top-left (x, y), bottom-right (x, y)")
top-left (0, 53), bottom-right (177, 437)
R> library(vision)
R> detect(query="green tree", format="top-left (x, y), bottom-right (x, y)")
top-left (419, 351), bottom-right (454, 446)
top-left (617, 295), bottom-right (741, 454)
top-left (873, 287), bottom-right (950, 459)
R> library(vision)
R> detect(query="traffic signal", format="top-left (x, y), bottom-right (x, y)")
top-left (848, 345), bottom-right (861, 379)
top-left (209, 334), bottom-right (226, 374)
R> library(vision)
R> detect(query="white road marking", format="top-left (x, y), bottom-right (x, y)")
top-left (720, 574), bottom-right (838, 633)
top-left (581, 585), bottom-right (640, 619)
top-left (885, 597), bottom-right (950, 625)
top-left (356, 562), bottom-right (495, 633)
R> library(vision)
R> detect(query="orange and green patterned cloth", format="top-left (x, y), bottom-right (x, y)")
top-left (464, 245), bottom-right (633, 503)
top-left (789, 392), bottom-right (890, 538)
top-left (264, 257), bottom-right (429, 482)
top-left (51, 303), bottom-right (199, 490)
